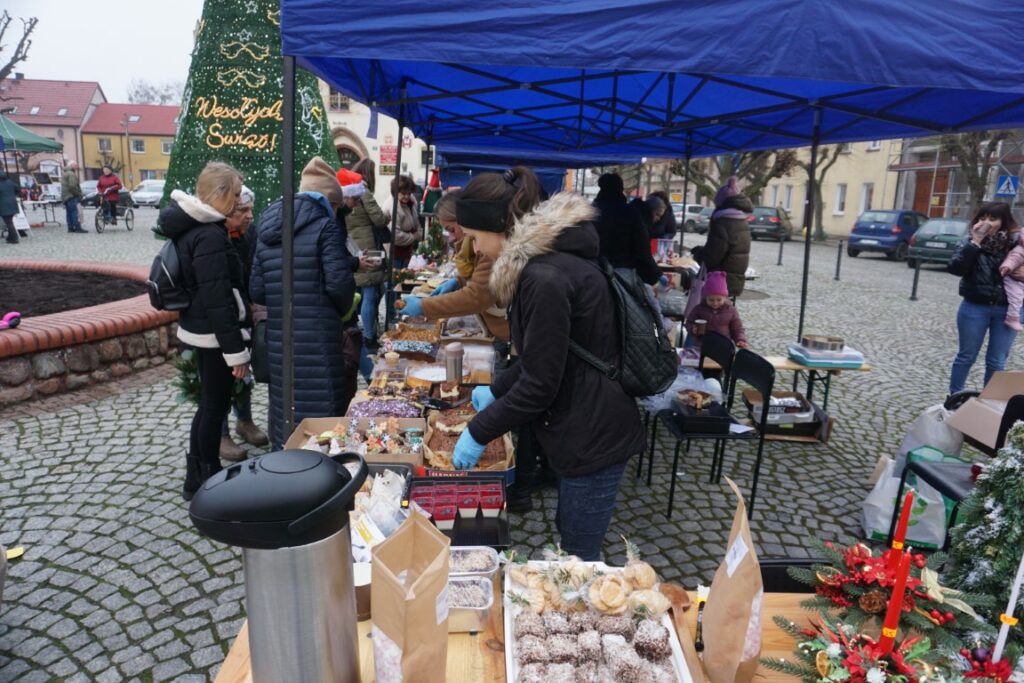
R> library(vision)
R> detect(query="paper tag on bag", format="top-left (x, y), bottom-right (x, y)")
top-left (725, 535), bottom-right (749, 577)
top-left (436, 583), bottom-right (449, 625)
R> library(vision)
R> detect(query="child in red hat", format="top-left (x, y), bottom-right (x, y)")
top-left (685, 270), bottom-right (748, 349)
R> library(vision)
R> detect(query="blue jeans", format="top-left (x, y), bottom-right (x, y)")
top-left (221, 396), bottom-right (254, 436)
top-left (556, 460), bottom-right (628, 561)
top-left (65, 197), bottom-right (80, 230)
top-left (949, 300), bottom-right (1020, 394)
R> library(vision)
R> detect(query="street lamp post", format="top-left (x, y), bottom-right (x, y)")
top-left (121, 114), bottom-right (133, 187)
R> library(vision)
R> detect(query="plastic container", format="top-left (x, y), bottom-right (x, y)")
top-left (449, 546), bottom-right (500, 581)
top-left (405, 477), bottom-right (510, 548)
top-left (457, 487), bottom-right (480, 519)
top-left (672, 401), bottom-right (732, 434)
top-left (447, 577), bottom-right (494, 633)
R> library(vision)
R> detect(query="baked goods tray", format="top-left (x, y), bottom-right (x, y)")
top-left (503, 561), bottom-right (693, 683)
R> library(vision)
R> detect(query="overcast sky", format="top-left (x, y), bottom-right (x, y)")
top-left (5, 0), bottom-right (205, 101)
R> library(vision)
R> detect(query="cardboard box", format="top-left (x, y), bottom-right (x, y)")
top-left (285, 416), bottom-right (427, 468)
top-left (947, 371), bottom-right (1024, 451)
top-left (423, 413), bottom-right (516, 485)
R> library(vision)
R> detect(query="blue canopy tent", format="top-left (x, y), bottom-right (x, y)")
top-left (275, 0), bottom-right (1024, 434)
top-left (438, 162), bottom-right (568, 198)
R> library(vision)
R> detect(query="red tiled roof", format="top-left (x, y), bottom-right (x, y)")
top-left (81, 103), bottom-right (179, 136)
top-left (0, 78), bottom-right (104, 126)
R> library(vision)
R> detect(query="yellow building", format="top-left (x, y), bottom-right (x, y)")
top-left (80, 103), bottom-right (179, 186)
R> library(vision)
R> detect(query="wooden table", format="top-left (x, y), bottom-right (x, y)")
top-left (215, 590), bottom-right (807, 683)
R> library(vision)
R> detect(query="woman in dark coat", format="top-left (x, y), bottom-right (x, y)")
top-left (452, 169), bottom-right (645, 561)
top-left (693, 175), bottom-right (752, 296)
top-left (158, 162), bottom-right (250, 500)
top-left (648, 190), bottom-right (677, 240)
top-left (250, 157), bottom-right (360, 448)
top-left (947, 201), bottom-right (1021, 394)
top-left (592, 173), bottom-right (662, 286)
top-left (0, 170), bottom-right (20, 244)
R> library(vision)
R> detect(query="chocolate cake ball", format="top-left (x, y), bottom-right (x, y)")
top-left (578, 630), bottom-right (602, 661)
top-left (517, 663), bottom-right (546, 683)
top-left (633, 620), bottom-right (672, 661)
top-left (514, 612), bottom-right (547, 639)
top-left (517, 635), bottom-right (549, 665)
top-left (543, 611), bottom-right (573, 635)
top-left (548, 633), bottom-right (579, 663)
top-left (546, 663), bottom-right (577, 682)
top-left (575, 661), bottom-right (599, 683)
top-left (596, 615), bottom-right (635, 641)
top-left (570, 611), bottom-right (598, 633)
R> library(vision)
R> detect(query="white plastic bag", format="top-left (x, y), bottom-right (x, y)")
top-left (638, 367), bottom-right (707, 413)
top-left (894, 405), bottom-right (963, 475)
top-left (860, 460), bottom-right (947, 549)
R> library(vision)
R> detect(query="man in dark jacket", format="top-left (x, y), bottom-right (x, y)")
top-left (457, 191), bottom-right (644, 560)
top-left (0, 170), bottom-right (19, 244)
top-left (592, 173), bottom-right (662, 286)
top-left (250, 157), bottom-right (360, 448)
top-left (61, 162), bottom-right (85, 233)
top-left (693, 175), bottom-right (752, 296)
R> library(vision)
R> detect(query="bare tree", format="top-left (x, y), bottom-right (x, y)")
top-left (0, 10), bottom-right (38, 88)
top-left (795, 145), bottom-right (842, 240)
top-left (127, 79), bottom-right (185, 105)
top-left (669, 150), bottom-right (799, 203)
top-left (941, 130), bottom-right (1018, 218)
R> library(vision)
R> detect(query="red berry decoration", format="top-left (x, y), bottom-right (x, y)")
top-left (944, 611), bottom-right (955, 622)
top-left (930, 609), bottom-right (941, 620)
top-left (961, 648), bottom-right (971, 657)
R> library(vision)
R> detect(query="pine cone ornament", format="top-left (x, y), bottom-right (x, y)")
top-left (858, 590), bottom-right (887, 614)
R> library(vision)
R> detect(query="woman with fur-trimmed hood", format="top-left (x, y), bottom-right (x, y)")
top-left (450, 168), bottom-right (644, 561)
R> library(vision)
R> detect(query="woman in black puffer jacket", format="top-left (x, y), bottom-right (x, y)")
top-left (947, 202), bottom-right (1021, 394)
top-left (250, 157), bottom-right (360, 448)
top-left (158, 162), bottom-right (250, 500)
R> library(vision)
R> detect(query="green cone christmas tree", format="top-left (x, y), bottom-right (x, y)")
top-left (948, 421), bottom-right (1024, 659)
top-left (160, 0), bottom-right (337, 220)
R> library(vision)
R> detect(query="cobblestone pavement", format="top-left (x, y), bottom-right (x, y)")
top-left (2, 227), bottom-right (1021, 680)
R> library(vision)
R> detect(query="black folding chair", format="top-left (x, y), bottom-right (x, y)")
top-left (657, 348), bottom-right (774, 518)
top-left (887, 394), bottom-right (1024, 550)
top-left (639, 332), bottom-right (736, 485)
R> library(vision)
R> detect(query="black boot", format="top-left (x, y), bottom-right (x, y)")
top-left (182, 453), bottom-right (201, 501)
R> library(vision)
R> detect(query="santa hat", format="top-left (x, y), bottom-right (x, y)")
top-left (704, 271), bottom-right (729, 298)
top-left (714, 175), bottom-right (741, 208)
top-left (336, 168), bottom-right (365, 198)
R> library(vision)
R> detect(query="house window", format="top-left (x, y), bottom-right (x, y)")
top-left (161, 140), bottom-right (173, 155)
top-left (329, 88), bottom-right (350, 112)
top-left (57, 108), bottom-right (68, 117)
top-left (860, 183), bottom-right (874, 214)
top-left (98, 138), bottom-right (112, 151)
top-left (56, 129), bottom-right (64, 139)
top-left (834, 183), bottom-right (848, 215)
top-left (867, 140), bottom-right (882, 151)
top-left (839, 142), bottom-right (852, 154)
top-left (128, 114), bottom-right (140, 123)
top-left (140, 170), bottom-right (158, 181)
top-left (29, 106), bottom-right (39, 115)
top-left (783, 185), bottom-right (793, 211)
top-left (770, 185), bottom-right (779, 207)
top-left (131, 139), bottom-right (145, 153)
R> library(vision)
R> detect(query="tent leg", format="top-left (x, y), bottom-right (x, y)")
top-left (680, 134), bottom-right (692, 255)
top-left (384, 84), bottom-right (408, 333)
top-left (797, 107), bottom-right (821, 342)
top-left (282, 56), bottom-right (297, 438)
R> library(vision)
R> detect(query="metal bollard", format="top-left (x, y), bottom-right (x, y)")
top-left (910, 259), bottom-right (922, 301)
top-left (776, 233), bottom-right (784, 266)
top-left (835, 240), bottom-right (843, 281)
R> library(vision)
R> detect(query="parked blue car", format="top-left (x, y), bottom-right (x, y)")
top-left (847, 209), bottom-right (930, 261)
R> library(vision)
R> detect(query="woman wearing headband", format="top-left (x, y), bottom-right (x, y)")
top-left (453, 168), bottom-right (644, 561)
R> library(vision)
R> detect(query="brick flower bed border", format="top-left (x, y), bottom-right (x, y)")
top-left (0, 260), bottom-right (179, 407)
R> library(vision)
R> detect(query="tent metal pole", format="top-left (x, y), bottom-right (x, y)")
top-left (281, 55), bottom-right (297, 438)
top-left (384, 82), bottom-right (408, 332)
top-left (680, 134), bottom-right (692, 256)
top-left (797, 106), bottom-right (821, 343)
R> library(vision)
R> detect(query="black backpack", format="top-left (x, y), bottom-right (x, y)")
top-left (568, 259), bottom-right (679, 397)
top-left (147, 238), bottom-right (191, 311)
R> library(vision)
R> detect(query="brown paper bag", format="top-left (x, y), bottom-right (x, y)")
top-left (371, 509), bottom-right (451, 683)
top-left (702, 478), bottom-right (763, 683)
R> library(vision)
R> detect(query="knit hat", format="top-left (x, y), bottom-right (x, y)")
top-left (336, 168), bottom-right (365, 198)
top-left (714, 175), bottom-right (741, 208)
top-left (239, 185), bottom-right (255, 206)
top-left (704, 271), bottom-right (729, 298)
top-left (299, 157), bottom-right (344, 209)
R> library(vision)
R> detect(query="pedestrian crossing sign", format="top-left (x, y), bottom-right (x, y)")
top-left (995, 175), bottom-right (1019, 197)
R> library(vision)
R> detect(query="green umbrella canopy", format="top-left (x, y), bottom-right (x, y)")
top-left (0, 114), bottom-right (63, 152)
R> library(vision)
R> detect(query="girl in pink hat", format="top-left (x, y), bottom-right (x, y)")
top-left (684, 270), bottom-right (748, 349)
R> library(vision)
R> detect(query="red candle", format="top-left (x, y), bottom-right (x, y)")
top-left (879, 551), bottom-right (911, 655)
top-left (889, 490), bottom-right (914, 569)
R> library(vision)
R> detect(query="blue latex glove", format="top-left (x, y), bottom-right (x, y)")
top-left (400, 295), bottom-right (423, 317)
top-left (659, 275), bottom-right (670, 287)
top-left (453, 429), bottom-right (485, 470)
top-left (472, 385), bottom-right (496, 412)
top-left (430, 278), bottom-right (460, 296)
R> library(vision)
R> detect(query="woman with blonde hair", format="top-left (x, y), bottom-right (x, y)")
top-left (158, 161), bottom-right (251, 500)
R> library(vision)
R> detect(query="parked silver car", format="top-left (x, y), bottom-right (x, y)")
top-left (130, 180), bottom-right (166, 207)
